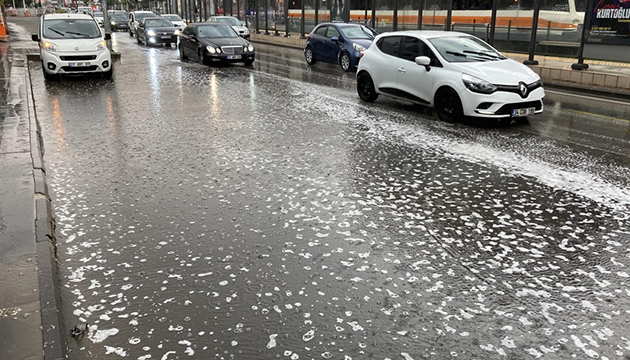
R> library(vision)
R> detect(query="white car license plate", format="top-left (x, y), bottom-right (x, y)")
top-left (511, 107), bottom-right (535, 117)
top-left (68, 62), bottom-right (89, 67)
top-left (227, 55), bottom-right (242, 60)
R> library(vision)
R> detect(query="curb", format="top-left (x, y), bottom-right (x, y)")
top-left (25, 56), bottom-right (65, 360)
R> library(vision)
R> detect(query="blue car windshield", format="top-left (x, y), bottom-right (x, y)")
top-left (340, 26), bottom-right (377, 40)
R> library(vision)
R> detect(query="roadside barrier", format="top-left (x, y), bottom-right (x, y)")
top-left (0, 11), bottom-right (7, 41)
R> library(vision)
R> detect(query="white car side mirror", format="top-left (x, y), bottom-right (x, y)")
top-left (415, 56), bottom-right (431, 66)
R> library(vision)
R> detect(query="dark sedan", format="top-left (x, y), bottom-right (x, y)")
top-left (178, 23), bottom-right (255, 66)
top-left (109, 13), bottom-right (129, 32)
top-left (304, 23), bottom-right (378, 72)
top-left (135, 17), bottom-right (179, 47)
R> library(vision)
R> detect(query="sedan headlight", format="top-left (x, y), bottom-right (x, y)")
top-left (247, 44), bottom-right (254, 52)
top-left (462, 73), bottom-right (497, 94)
top-left (95, 40), bottom-right (107, 51)
top-left (174, 30), bottom-right (180, 35)
top-left (111, 21), bottom-right (116, 25)
top-left (353, 43), bottom-right (366, 54)
top-left (147, 30), bottom-right (156, 36)
top-left (206, 45), bottom-right (217, 54)
top-left (43, 41), bottom-right (58, 52)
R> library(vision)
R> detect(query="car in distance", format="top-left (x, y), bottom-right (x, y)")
top-left (135, 17), bottom-right (179, 47)
top-left (304, 22), bottom-right (378, 72)
top-left (206, 16), bottom-right (250, 39)
top-left (128, 10), bottom-right (156, 37)
top-left (32, 13), bottom-right (112, 80)
top-left (178, 23), bottom-right (255, 66)
top-left (162, 14), bottom-right (185, 32)
top-left (356, 31), bottom-right (544, 123)
top-left (109, 13), bottom-right (129, 32)
top-left (93, 11), bottom-right (104, 26)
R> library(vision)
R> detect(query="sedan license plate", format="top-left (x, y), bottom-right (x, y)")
top-left (161, 35), bottom-right (171, 39)
top-left (511, 107), bottom-right (535, 117)
top-left (68, 62), bottom-right (89, 67)
top-left (227, 55), bottom-right (242, 60)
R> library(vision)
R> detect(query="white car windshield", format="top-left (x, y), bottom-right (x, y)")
top-left (135, 12), bottom-right (156, 21)
top-left (214, 17), bottom-right (241, 26)
top-left (429, 36), bottom-right (506, 62)
top-left (44, 19), bottom-right (101, 39)
top-left (340, 25), bottom-right (377, 39)
top-left (164, 15), bottom-right (182, 21)
top-left (197, 25), bottom-right (238, 38)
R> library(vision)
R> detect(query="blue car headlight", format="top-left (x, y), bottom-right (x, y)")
top-left (353, 43), bottom-right (366, 54)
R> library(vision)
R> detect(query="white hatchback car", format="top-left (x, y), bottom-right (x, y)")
top-left (357, 31), bottom-right (544, 122)
top-left (32, 13), bottom-right (112, 80)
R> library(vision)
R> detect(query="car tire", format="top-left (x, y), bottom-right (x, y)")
top-left (244, 59), bottom-right (254, 66)
top-left (179, 45), bottom-right (187, 60)
top-left (136, 33), bottom-right (142, 44)
top-left (340, 52), bottom-right (351, 72)
top-left (305, 47), bottom-right (316, 65)
top-left (357, 72), bottom-right (379, 102)
top-left (42, 65), bottom-right (56, 81)
top-left (435, 87), bottom-right (463, 123)
top-left (129, 28), bottom-right (133, 37)
top-left (102, 67), bottom-right (113, 80)
top-left (198, 49), bottom-right (206, 65)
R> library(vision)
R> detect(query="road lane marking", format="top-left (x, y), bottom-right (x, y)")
top-left (564, 109), bottom-right (630, 123)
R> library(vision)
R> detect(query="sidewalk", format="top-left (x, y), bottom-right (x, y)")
top-left (0, 24), bottom-right (63, 360)
top-left (250, 32), bottom-right (630, 95)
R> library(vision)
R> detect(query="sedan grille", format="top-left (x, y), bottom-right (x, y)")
top-left (221, 46), bottom-right (243, 55)
top-left (60, 55), bottom-right (97, 61)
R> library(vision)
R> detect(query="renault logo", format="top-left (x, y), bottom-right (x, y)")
top-left (519, 82), bottom-right (528, 97)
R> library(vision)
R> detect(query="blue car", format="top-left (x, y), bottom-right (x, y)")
top-left (304, 23), bottom-right (378, 72)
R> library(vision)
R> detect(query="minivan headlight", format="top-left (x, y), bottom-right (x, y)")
top-left (95, 40), bottom-right (107, 51)
top-left (353, 43), bottom-right (366, 53)
top-left (462, 73), bottom-right (497, 94)
top-left (43, 41), bottom-right (58, 52)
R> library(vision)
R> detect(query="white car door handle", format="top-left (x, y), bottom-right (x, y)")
top-left (398, 68), bottom-right (406, 73)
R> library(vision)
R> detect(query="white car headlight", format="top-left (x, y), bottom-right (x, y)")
top-left (174, 30), bottom-right (180, 35)
top-left (247, 44), bottom-right (254, 52)
top-left (111, 21), bottom-right (116, 25)
top-left (147, 30), bottom-right (156, 36)
top-left (43, 41), bottom-right (58, 52)
top-left (353, 43), bottom-right (366, 53)
top-left (462, 73), bottom-right (497, 94)
top-left (206, 45), bottom-right (216, 54)
top-left (95, 40), bottom-right (107, 51)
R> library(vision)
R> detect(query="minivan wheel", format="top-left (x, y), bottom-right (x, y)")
top-left (435, 88), bottom-right (463, 123)
top-left (42, 65), bottom-right (56, 81)
top-left (305, 47), bottom-right (316, 65)
top-left (340, 52), bottom-right (351, 72)
top-left (357, 72), bottom-right (379, 102)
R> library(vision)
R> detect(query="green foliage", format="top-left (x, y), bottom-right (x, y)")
top-left (56, 8), bottom-right (67, 13)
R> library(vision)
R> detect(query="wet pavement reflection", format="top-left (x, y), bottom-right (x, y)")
top-left (29, 32), bottom-right (630, 359)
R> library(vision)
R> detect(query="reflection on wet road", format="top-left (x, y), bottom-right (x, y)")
top-left (30, 32), bottom-right (630, 359)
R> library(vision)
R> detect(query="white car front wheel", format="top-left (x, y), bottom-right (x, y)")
top-left (435, 88), bottom-right (463, 123)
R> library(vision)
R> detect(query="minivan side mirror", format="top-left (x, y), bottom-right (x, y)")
top-left (32, 34), bottom-right (39, 42)
top-left (415, 56), bottom-right (431, 71)
top-left (104, 33), bottom-right (111, 40)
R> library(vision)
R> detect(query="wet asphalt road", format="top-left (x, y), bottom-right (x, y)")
top-left (24, 27), bottom-right (630, 359)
